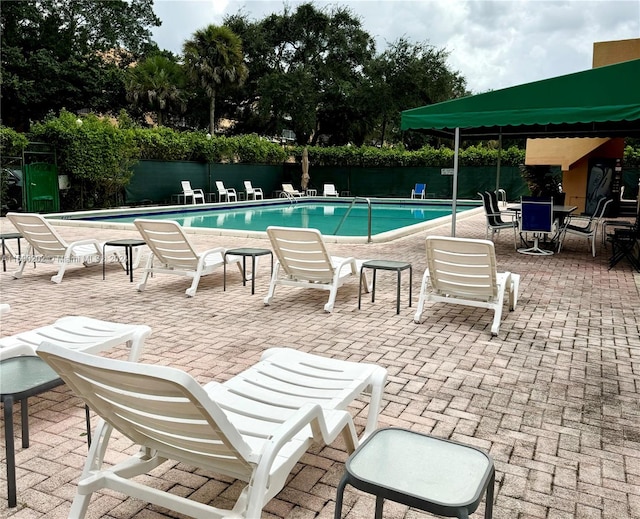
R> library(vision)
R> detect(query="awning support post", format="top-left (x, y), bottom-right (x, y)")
top-left (451, 127), bottom-right (460, 237)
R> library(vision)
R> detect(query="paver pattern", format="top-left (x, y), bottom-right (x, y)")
top-left (1, 211), bottom-right (639, 519)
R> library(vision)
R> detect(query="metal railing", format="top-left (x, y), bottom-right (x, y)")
top-left (334, 197), bottom-right (372, 243)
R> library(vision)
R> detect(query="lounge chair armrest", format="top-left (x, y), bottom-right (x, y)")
top-left (256, 403), bottom-right (351, 472)
top-left (70, 238), bottom-right (102, 249)
top-left (200, 246), bottom-right (227, 259)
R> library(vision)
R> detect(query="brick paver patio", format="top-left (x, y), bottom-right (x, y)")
top-left (1, 210), bottom-right (639, 519)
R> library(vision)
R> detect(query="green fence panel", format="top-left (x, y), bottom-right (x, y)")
top-left (127, 161), bottom-right (285, 204)
top-left (211, 164), bottom-right (284, 199)
top-left (130, 161), bottom-right (597, 205)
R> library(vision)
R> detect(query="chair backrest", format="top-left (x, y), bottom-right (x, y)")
top-left (7, 212), bottom-right (69, 257)
top-left (487, 191), bottom-right (501, 214)
top-left (414, 183), bottom-right (426, 195)
top-left (37, 342), bottom-right (255, 475)
top-left (520, 197), bottom-right (553, 233)
top-left (324, 184), bottom-right (337, 195)
top-left (134, 219), bottom-right (200, 269)
top-left (425, 236), bottom-right (498, 301)
top-left (478, 192), bottom-right (506, 226)
top-left (267, 226), bottom-right (335, 283)
top-left (244, 181), bottom-right (254, 193)
top-left (181, 180), bottom-right (194, 195)
top-left (282, 183), bottom-right (298, 194)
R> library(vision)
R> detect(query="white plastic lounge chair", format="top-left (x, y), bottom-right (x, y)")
top-left (216, 180), bottom-right (237, 202)
top-left (281, 183), bottom-right (303, 199)
top-left (36, 344), bottom-right (387, 519)
top-left (1, 315), bottom-right (151, 362)
top-left (265, 226), bottom-right (370, 312)
top-left (244, 180), bottom-right (264, 200)
top-left (414, 236), bottom-right (520, 336)
top-left (134, 218), bottom-right (242, 297)
top-left (181, 180), bottom-right (206, 204)
top-left (323, 183), bottom-right (339, 197)
top-left (411, 183), bottom-right (427, 199)
top-left (6, 212), bottom-right (108, 283)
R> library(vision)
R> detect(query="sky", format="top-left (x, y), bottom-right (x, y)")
top-left (150, 0), bottom-right (640, 94)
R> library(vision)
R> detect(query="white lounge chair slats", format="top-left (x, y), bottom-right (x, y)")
top-left (265, 226), bottom-right (369, 312)
top-left (134, 219), bottom-right (242, 297)
top-left (36, 343), bottom-right (387, 519)
top-left (7, 212), bottom-right (107, 283)
top-left (414, 236), bottom-right (520, 336)
top-left (0, 315), bottom-right (151, 361)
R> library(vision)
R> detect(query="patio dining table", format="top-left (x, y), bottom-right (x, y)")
top-left (507, 204), bottom-right (578, 252)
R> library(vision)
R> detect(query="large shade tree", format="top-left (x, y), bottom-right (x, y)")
top-left (182, 25), bottom-right (248, 135)
top-left (225, 3), bottom-right (376, 145)
top-left (0, 0), bottom-right (161, 131)
top-left (366, 38), bottom-right (469, 147)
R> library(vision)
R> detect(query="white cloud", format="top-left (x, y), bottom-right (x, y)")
top-left (150, 0), bottom-right (640, 92)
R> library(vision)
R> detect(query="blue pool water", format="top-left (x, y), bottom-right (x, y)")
top-left (74, 200), bottom-right (477, 238)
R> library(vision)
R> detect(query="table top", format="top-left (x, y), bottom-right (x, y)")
top-left (508, 204), bottom-right (578, 214)
top-left (346, 428), bottom-right (493, 508)
top-left (225, 247), bottom-right (272, 256)
top-left (362, 259), bottom-right (411, 270)
top-left (104, 239), bottom-right (146, 246)
top-left (0, 233), bottom-right (22, 239)
top-left (0, 356), bottom-right (63, 398)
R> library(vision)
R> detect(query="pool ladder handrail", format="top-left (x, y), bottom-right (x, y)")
top-left (334, 196), bottom-right (372, 243)
top-left (280, 191), bottom-right (298, 203)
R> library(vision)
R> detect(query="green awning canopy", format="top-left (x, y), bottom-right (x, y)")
top-left (401, 58), bottom-right (640, 138)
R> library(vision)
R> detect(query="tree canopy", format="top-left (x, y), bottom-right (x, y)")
top-left (1, 1), bottom-right (468, 148)
top-left (1, 0), bottom-right (161, 130)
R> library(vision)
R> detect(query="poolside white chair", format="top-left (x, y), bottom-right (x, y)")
top-left (180, 180), bottom-right (206, 204)
top-left (36, 343), bottom-right (387, 519)
top-left (134, 219), bottom-right (242, 297)
top-left (281, 183), bottom-right (303, 199)
top-left (323, 183), bottom-right (339, 197)
top-left (216, 180), bottom-right (237, 202)
top-left (265, 226), bottom-right (370, 312)
top-left (1, 315), bottom-right (151, 362)
top-left (411, 183), bottom-right (427, 199)
top-left (414, 236), bottom-right (520, 336)
top-left (244, 180), bottom-right (264, 200)
top-left (6, 212), bottom-right (108, 283)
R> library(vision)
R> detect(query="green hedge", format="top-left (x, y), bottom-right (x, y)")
top-left (3, 112), bottom-right (639, 211)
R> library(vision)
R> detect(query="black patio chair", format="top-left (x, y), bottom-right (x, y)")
top-left (478, 191), bottom-right (518, 249)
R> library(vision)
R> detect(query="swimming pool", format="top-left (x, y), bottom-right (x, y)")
top-left (54, 198), bottom-right (482, 243)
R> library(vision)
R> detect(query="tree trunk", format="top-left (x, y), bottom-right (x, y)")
top-left (209, 94), bottom-right (216, 135)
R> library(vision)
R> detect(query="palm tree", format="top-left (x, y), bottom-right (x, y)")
top-left (183, 25), bottom-right (248, 135)
top-left (125, 55), bottom-right (187, 126)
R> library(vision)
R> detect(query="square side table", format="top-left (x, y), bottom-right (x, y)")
top-left (224, 248), bottom-right (273, 295)
top-left (1, 356), bottom-right (65, 508)
top-left (359, 260), bottom-right (412, 314)
top-left (335, 427), bottom-right (495, 519)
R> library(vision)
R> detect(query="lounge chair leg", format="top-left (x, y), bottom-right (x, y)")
top-left (264, 263), bottom-right (280, 305)
top-left (12, 257), bottom-right (27, 279)
top-left (185, 276), bottom-right (200, 297)
top-left (413, 270), bottom-right (430, 323)
top-left (51, 260), bottom-right (68, 284)
top-left (136, 255), bottom-right (154, 292)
